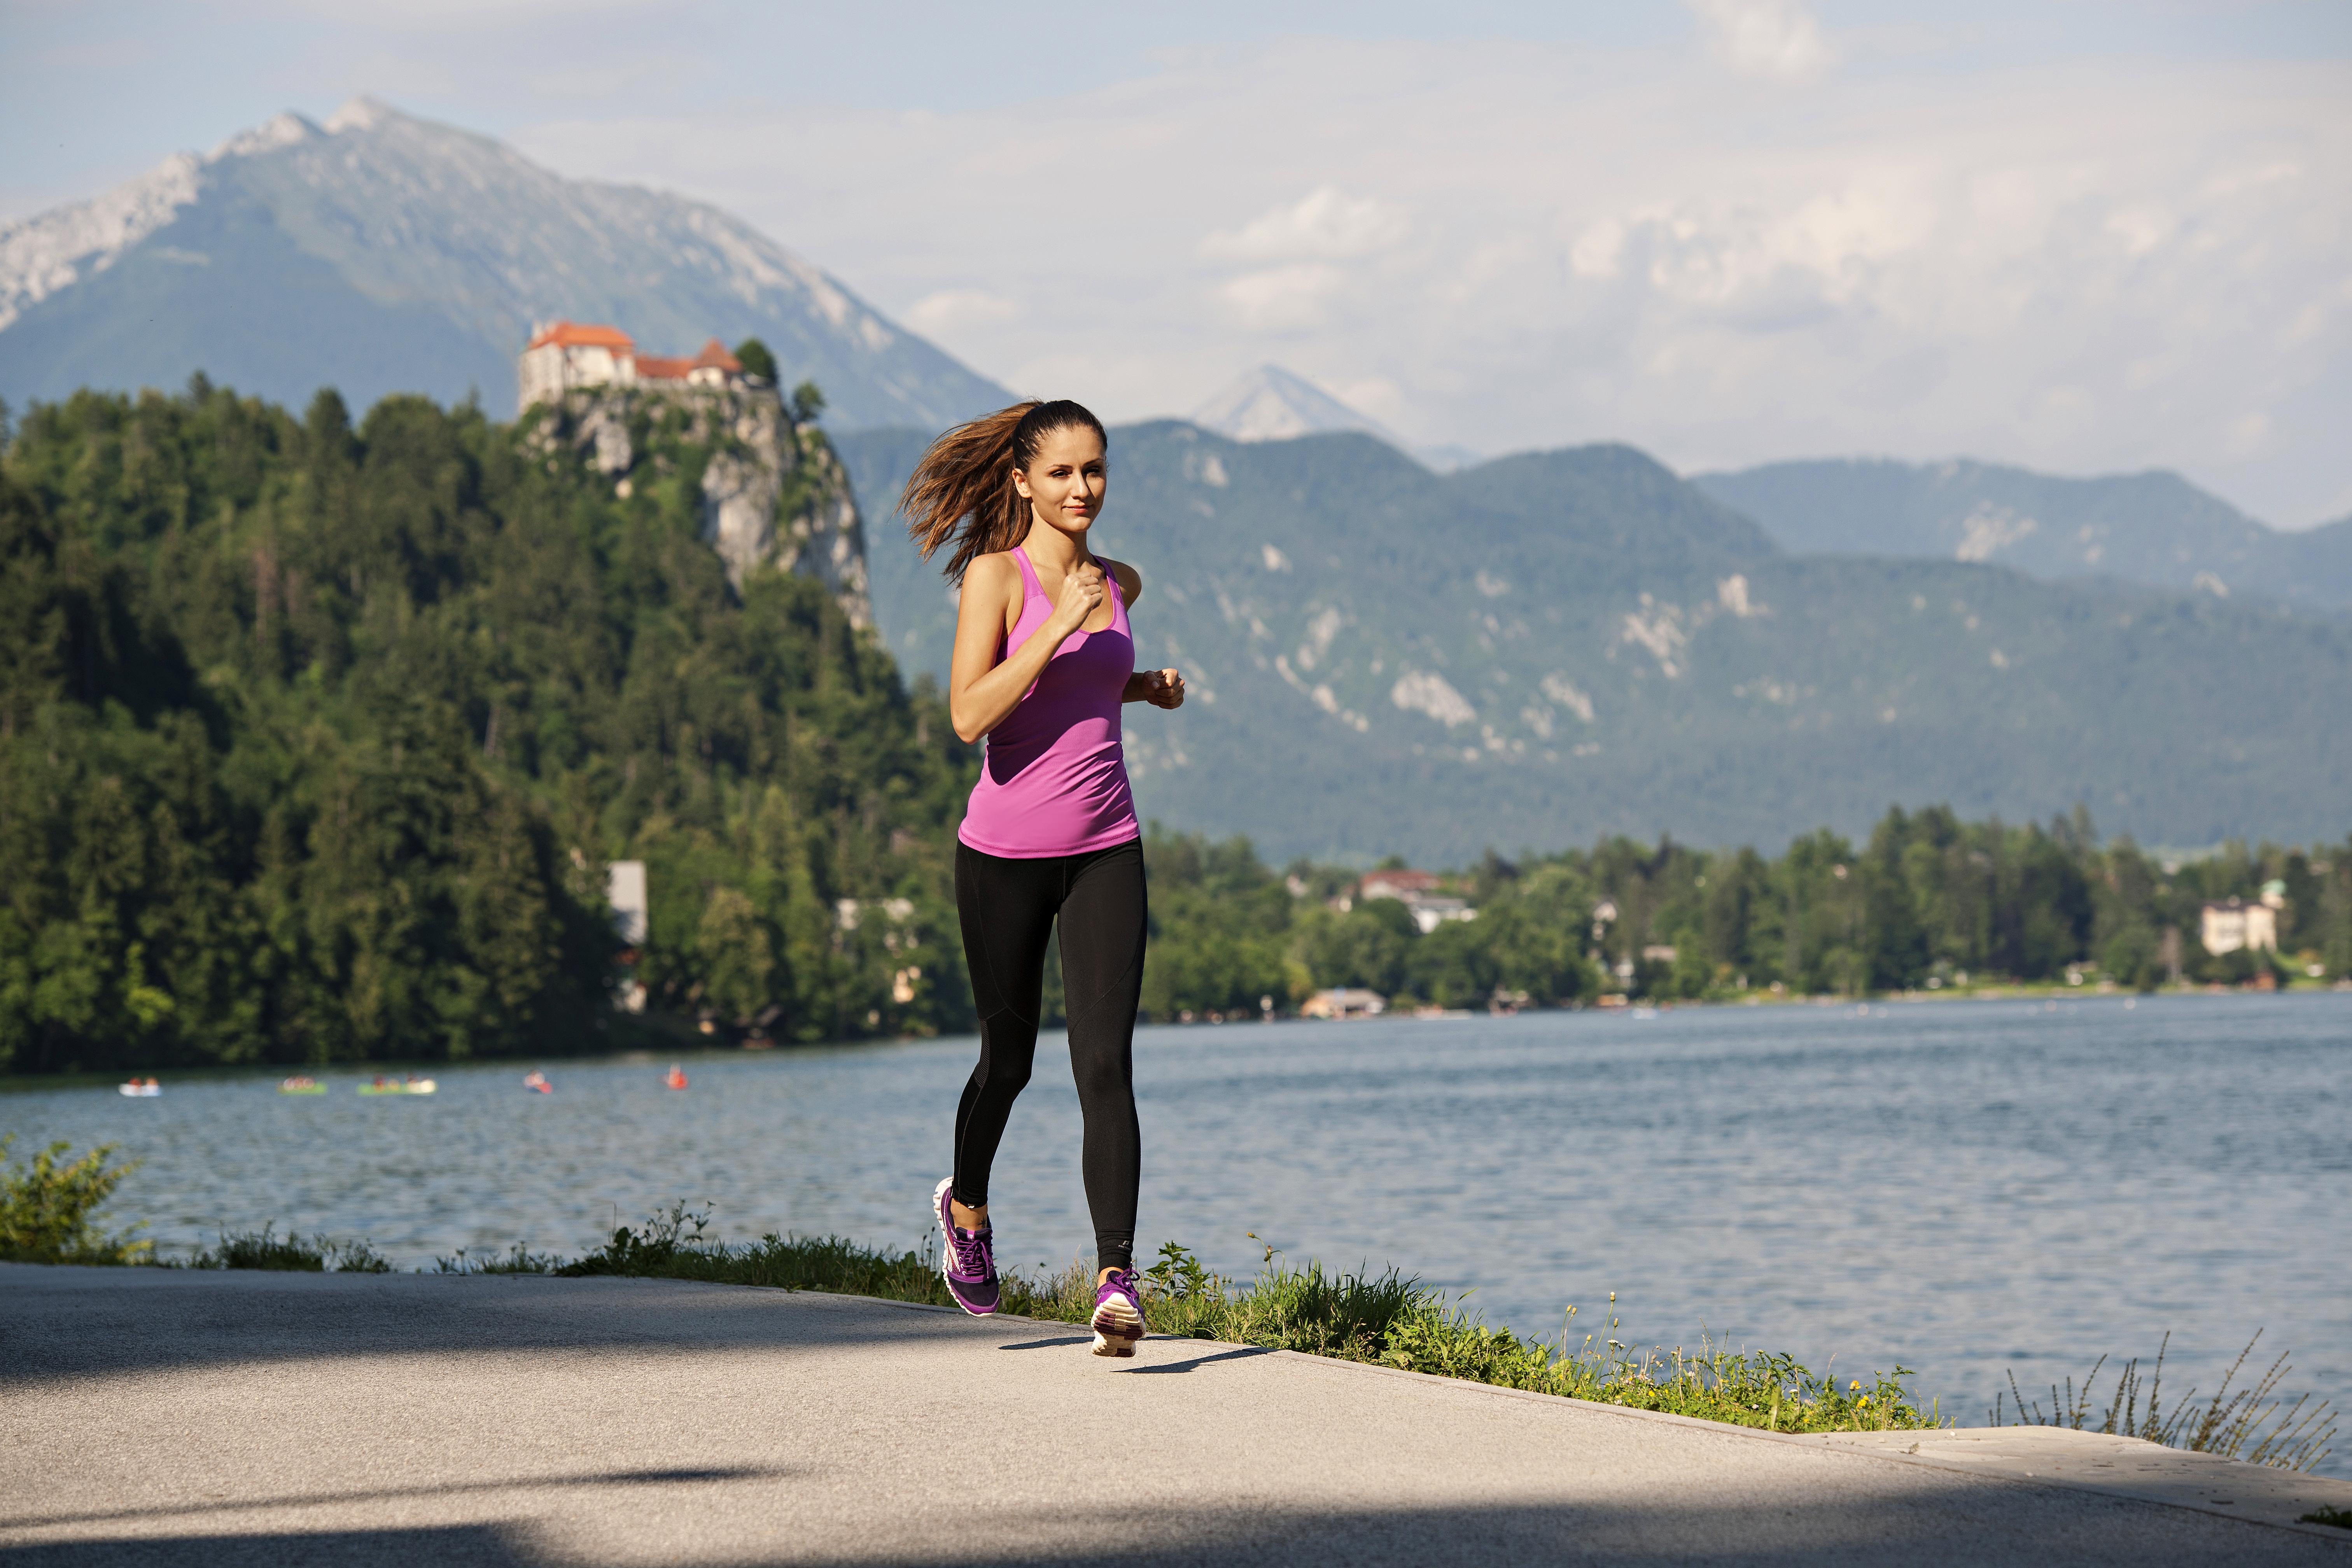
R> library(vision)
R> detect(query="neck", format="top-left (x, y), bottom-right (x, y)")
top-left (1017, 519), bottom-right (1089, 571)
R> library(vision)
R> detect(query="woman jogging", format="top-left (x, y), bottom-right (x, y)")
top-left (903, 399), bottom-right (1185, 1357)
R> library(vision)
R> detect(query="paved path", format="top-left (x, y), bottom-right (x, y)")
top-left (3, 1265), bottom-right (2347, 1566)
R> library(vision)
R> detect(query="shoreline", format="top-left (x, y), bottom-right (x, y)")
top-left (7, 984), bottom-right (2350, 1091)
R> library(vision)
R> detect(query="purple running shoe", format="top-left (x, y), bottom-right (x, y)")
top-left (933, 1177), bottom-right (1000, 1316)
top-left (1090, 1267), bottom-right (1147, 1357)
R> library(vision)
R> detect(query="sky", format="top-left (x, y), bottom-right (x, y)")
top-left (4, 1), bottom-right (2350, 525)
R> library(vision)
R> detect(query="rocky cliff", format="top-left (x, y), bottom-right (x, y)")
top-left (529, 383), bottom-right (872, 627)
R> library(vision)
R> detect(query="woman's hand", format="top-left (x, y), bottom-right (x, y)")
top-left (1045, 560), bottom-right (1106, 636)
top-left (1127, 667), bottom-right (1186, 710)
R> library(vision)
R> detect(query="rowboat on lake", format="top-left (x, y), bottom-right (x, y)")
top-left (357, 1076), bottom-right (437, 1096)
top-left (278, 1077), bottom-right (326, 1095)
top-left (117, 1079), bottom-right (161, 1097)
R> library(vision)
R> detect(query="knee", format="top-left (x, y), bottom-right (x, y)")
top-left (1069, 1049), bottom-right (1133, 1106)
top-left (973, 1041), bottom-right (1034, 1099)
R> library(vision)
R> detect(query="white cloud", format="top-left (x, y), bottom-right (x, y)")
top-left (1202, 185), bottom-right (1406, 261)
top-left (1687, 0), bottom-right (1837, 82)
top-left (515, 37), bottom-right (2352, 526)
top-left (1218, 263), bottom-right (1346, 332)
top-left (903, 288), bottom-right (1016, 334)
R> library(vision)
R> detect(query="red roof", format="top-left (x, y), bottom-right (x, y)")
top-left (528, 320), bottom-right (634, 352)
top-left (633, 355), bottom-right (692, 381)
top-left (691, 339), bottom-right (741, 373)
top-left (1360, 870), bottom-right (1441, 896)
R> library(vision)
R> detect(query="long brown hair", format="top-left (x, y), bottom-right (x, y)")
top-left (902, 399), bottom-right (1108, 581)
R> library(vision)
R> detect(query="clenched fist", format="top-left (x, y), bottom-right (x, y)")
top-left (1130, 667), bottom-right (1186, 710)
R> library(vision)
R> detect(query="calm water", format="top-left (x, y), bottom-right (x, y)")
top-left (10, 994), bottom-right (2348, 1474)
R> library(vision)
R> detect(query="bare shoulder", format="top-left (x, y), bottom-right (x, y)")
top-left (1102, 557), bottom-right (1144, 607)
top-left (960, 552), bottom-right (1019, 600)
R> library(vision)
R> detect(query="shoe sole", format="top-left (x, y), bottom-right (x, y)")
top-left (1090, 1298), bottom-right (1145, 1358)
top-left (933, 1177), bottom-right (997, 1317)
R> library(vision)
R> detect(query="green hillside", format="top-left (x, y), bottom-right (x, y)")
top-left (0, 381), bottom-right (976, 1075)
top-left (840, 424), bottom-right (2352, 866)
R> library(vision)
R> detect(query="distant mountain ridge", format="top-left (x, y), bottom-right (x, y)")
top-left (842, 424), bottom-right (2352, 864)
top-left (1189, 364), bottom-right (1477, 472)
top-left (0, 98), bottom-right (1012, 430)
top-left (1697, 457), bottom-right (2352, 613)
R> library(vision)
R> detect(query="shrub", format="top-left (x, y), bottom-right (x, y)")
top-left (0, 1136), bottom-right (150, 1264)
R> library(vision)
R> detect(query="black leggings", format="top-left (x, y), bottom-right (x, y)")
top-left (952, 837), bottom-right (1147, 1271)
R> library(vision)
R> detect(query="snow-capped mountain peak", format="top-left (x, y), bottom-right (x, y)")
top-left (0, 99), bottom-right (1008, 429)
top-left (1190, 364), bottom-right (1395, 444)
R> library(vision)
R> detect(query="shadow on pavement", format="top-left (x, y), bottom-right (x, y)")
top-left (1124, 1345), bottom-right (1274, 1374)
top-left (0, 1267), bottom-right (992, 1383)
top-left (4, 1493), bottom-right (2337, 1568)
top-left (0, 1525), bottom-right (531, 1566)
top-left (8, 1469), bottom-right (785, 1532)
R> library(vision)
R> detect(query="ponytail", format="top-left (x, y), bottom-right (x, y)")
top-left (903, 399), bottom-right (1107, 581)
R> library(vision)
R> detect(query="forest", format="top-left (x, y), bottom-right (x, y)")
top-left (2, 383), bottom-right (2344, 1073)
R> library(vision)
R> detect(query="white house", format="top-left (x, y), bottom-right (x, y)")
top-left (2200, 894), bottom-right (2279, 957)
top-left (518, 321), bottom-right (746, 411)
top-left (1301, 988), bottom-right (1388, 1020)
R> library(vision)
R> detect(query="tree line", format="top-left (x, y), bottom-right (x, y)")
top-left (1134, 808), bottom-right (2351, 1019)
top-left (3, 383), bottom-right (2344, 1073)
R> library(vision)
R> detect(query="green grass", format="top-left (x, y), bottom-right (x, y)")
top-left (179, 1222), bottom-right (393, 1273)
top-left (2300, 1505), bottom-right (2352, 1530)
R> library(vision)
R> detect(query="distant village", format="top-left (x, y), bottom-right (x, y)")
top-left (1284, 872), bottom-right (2308, 1023)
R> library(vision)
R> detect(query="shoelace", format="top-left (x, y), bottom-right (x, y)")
top-left (950, 1227), bottom-right (992, 1279)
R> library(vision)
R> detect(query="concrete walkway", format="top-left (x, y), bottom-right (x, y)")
top-left (3, 1265), bottom-right (2346, 1566)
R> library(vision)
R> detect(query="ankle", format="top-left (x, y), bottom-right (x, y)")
top-left (950, 1199), bottom-right (987, 1230)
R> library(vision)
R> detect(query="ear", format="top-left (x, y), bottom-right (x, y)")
top-left (1011, 465), bottom-right (1033, 499)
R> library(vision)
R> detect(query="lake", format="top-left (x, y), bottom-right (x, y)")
top-left (9, 992), bottom-right (2347, 1475)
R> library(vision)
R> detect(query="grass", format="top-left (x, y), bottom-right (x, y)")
top-left (178, 1222), bottom-right (394, 1273)
top-left (2301, 1505), bottom-right (2352, 1530)
top-left (1994, 1331), bottom-right (2337, 1474)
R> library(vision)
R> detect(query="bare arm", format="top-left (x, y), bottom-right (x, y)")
top-left (948, 553), bottom-right (1106, 743)
top-left (1105, 560), bottom-right (1186, 710)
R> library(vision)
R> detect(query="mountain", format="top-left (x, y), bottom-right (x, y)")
top-left (839, 425), bottom-right (2352, 865)
top-left (1695, 458), bottom-right (2352, 612)
top-left (0, 99), bottom-right (1012, 430)
top-left (1187, 364), bottom-right (1480, 473)
top-left (1190, 365), bottom-right (1391, 444)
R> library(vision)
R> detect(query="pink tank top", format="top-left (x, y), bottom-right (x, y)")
top-left (957, 548), bottom-right (1142, 858)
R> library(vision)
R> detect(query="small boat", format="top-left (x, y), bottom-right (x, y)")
top-left (356, 1075), bottom-right (437, 1096)
top-left (523, 1069), bottom-right (553, 1094)
top-left (277, 1076), bottom-right (326, 1095)
top-left (664, 1064), bottom-right (689, 1090)
top-left (117, 1078), bottom-right (162, 1097)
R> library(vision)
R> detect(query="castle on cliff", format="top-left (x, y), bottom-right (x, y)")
top-left (518, 321), bottom-right (749, 411)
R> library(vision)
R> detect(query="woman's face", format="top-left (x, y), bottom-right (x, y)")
top-left (1012, 425), bottom-right (1107, 537)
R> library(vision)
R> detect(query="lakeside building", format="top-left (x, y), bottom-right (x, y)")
top-left (518, 321), bottom-right (748, 411)
top-left (1356, 869), bottom-right (1477, 933)
top-left (2200, 882), bottom-right (2286, 956)
top-left (1302, 988), bottom-right (1388, 1020)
